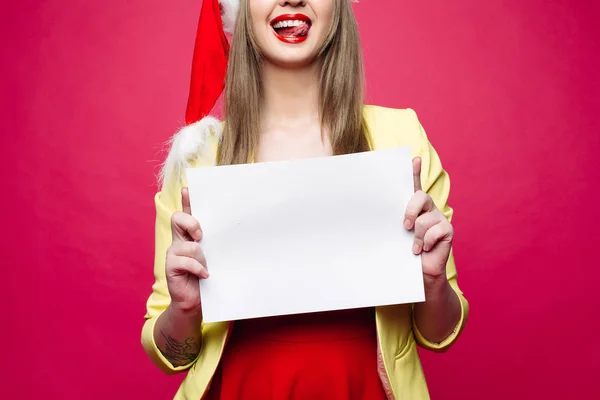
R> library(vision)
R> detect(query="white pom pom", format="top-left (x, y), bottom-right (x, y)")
top-left (219, 0), bottom-right (240, 34)
top-left (159, 116), bottom-right (223, 187)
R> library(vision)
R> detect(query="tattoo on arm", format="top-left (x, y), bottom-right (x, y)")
top-left (160, 331), bottom-right (201, 366)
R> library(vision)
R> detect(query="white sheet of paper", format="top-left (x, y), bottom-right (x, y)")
top-left (186, 146), bottom-right (424, 323)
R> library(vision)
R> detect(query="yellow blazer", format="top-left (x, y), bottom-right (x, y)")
top-left (142, 105), bottom-right (469, 399)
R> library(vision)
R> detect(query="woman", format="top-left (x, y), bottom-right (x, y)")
top-left (142, 0), bottom-right (469, 399)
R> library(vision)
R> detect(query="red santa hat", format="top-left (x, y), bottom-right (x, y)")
top-left (160, 0), bottom-right (238, 186)
top-left (185, 0), bottom-right (237, 125)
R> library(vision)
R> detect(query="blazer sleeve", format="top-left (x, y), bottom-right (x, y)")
top-left (408, 109), bottom-right (470, 352)
top-left (140, 177), bottom-right (200, 374)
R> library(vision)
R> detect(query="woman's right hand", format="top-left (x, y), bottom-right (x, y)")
top-left (165, 187), bottom-right (209, 314)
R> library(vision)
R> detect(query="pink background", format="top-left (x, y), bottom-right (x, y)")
top-left (3, 0), bottom-right (599, 398)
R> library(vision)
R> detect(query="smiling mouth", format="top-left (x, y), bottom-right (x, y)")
top-left (270, 14), bottom-right (312, 43)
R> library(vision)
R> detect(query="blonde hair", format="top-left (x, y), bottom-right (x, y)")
top-left (218, 0), bottom-right (370, 165)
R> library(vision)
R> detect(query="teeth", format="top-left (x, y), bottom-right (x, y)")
top-left (273, 20), bottom-right (307, 29)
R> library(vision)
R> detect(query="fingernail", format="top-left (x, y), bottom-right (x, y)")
top-left (404, 219), bottom-right (411, 229)
top-left (423, 244), bottom-right (429, 252)
top-left (413, 243), bottom-right (420, 254)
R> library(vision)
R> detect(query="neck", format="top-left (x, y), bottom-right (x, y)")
top-left (260, 61), bottom-right (321, 130)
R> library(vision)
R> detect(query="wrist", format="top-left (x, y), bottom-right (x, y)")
top-left (414, 275), bottom-right (461, 344)
top-left (167, 303), bottom-right (203, 326)
top-left (422, 274), bottom-right (452, 301)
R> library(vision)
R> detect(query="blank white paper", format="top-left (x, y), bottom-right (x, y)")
top-left (186, 146), bottom-right (424, 323)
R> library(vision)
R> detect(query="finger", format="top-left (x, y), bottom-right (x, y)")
top-left (412, 157), bottom-right (423, 193)
top-left (166, 254), bottom-right (209, 279)
top-left (412, 211), bottom-right (445, 254)
top-left (181, 187), bottom-right (192, 215)
top-left (171, 211), bottom-right (203, 242)
top-left (423, 221), bottom-right (454, 252)
top-left (168, 241), bottom-right (207, 266)
top-left (403, 191), bottom-right (435, 230)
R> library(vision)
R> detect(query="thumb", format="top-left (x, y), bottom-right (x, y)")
top-left (412, 157), bottom-right (423, 192)
top-left (181, 187), bottom-right (192, 215)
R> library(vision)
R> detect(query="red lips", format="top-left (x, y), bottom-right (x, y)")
top-left (270, 13), bottom-right (312, 44)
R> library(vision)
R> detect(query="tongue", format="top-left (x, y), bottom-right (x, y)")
top-left (277, 24), bottom-right (309, 37)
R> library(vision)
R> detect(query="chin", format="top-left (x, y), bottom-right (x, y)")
top-left (266, 54), bottom-right (319, 69)
top-left (268, 54), bottom-right (318, 69)
top-left (262, 39), bottom-right (321, 69)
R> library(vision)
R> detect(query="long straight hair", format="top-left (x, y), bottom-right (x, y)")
top-left (218, 0), bottom-right (370, 165)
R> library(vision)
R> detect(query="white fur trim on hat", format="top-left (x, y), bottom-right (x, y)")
top-left (219, 0), bottom-right (240, 34)
top-left (159, 116), bottom-right (223, 187)
top-left (218, 0), bottom-right (359, 34)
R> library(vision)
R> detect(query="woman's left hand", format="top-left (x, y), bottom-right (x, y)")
top-left (403, 157), bottom-right (454, 282)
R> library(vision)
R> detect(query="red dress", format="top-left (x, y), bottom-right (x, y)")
top-left (205, 308), bottom-right (387, 400)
